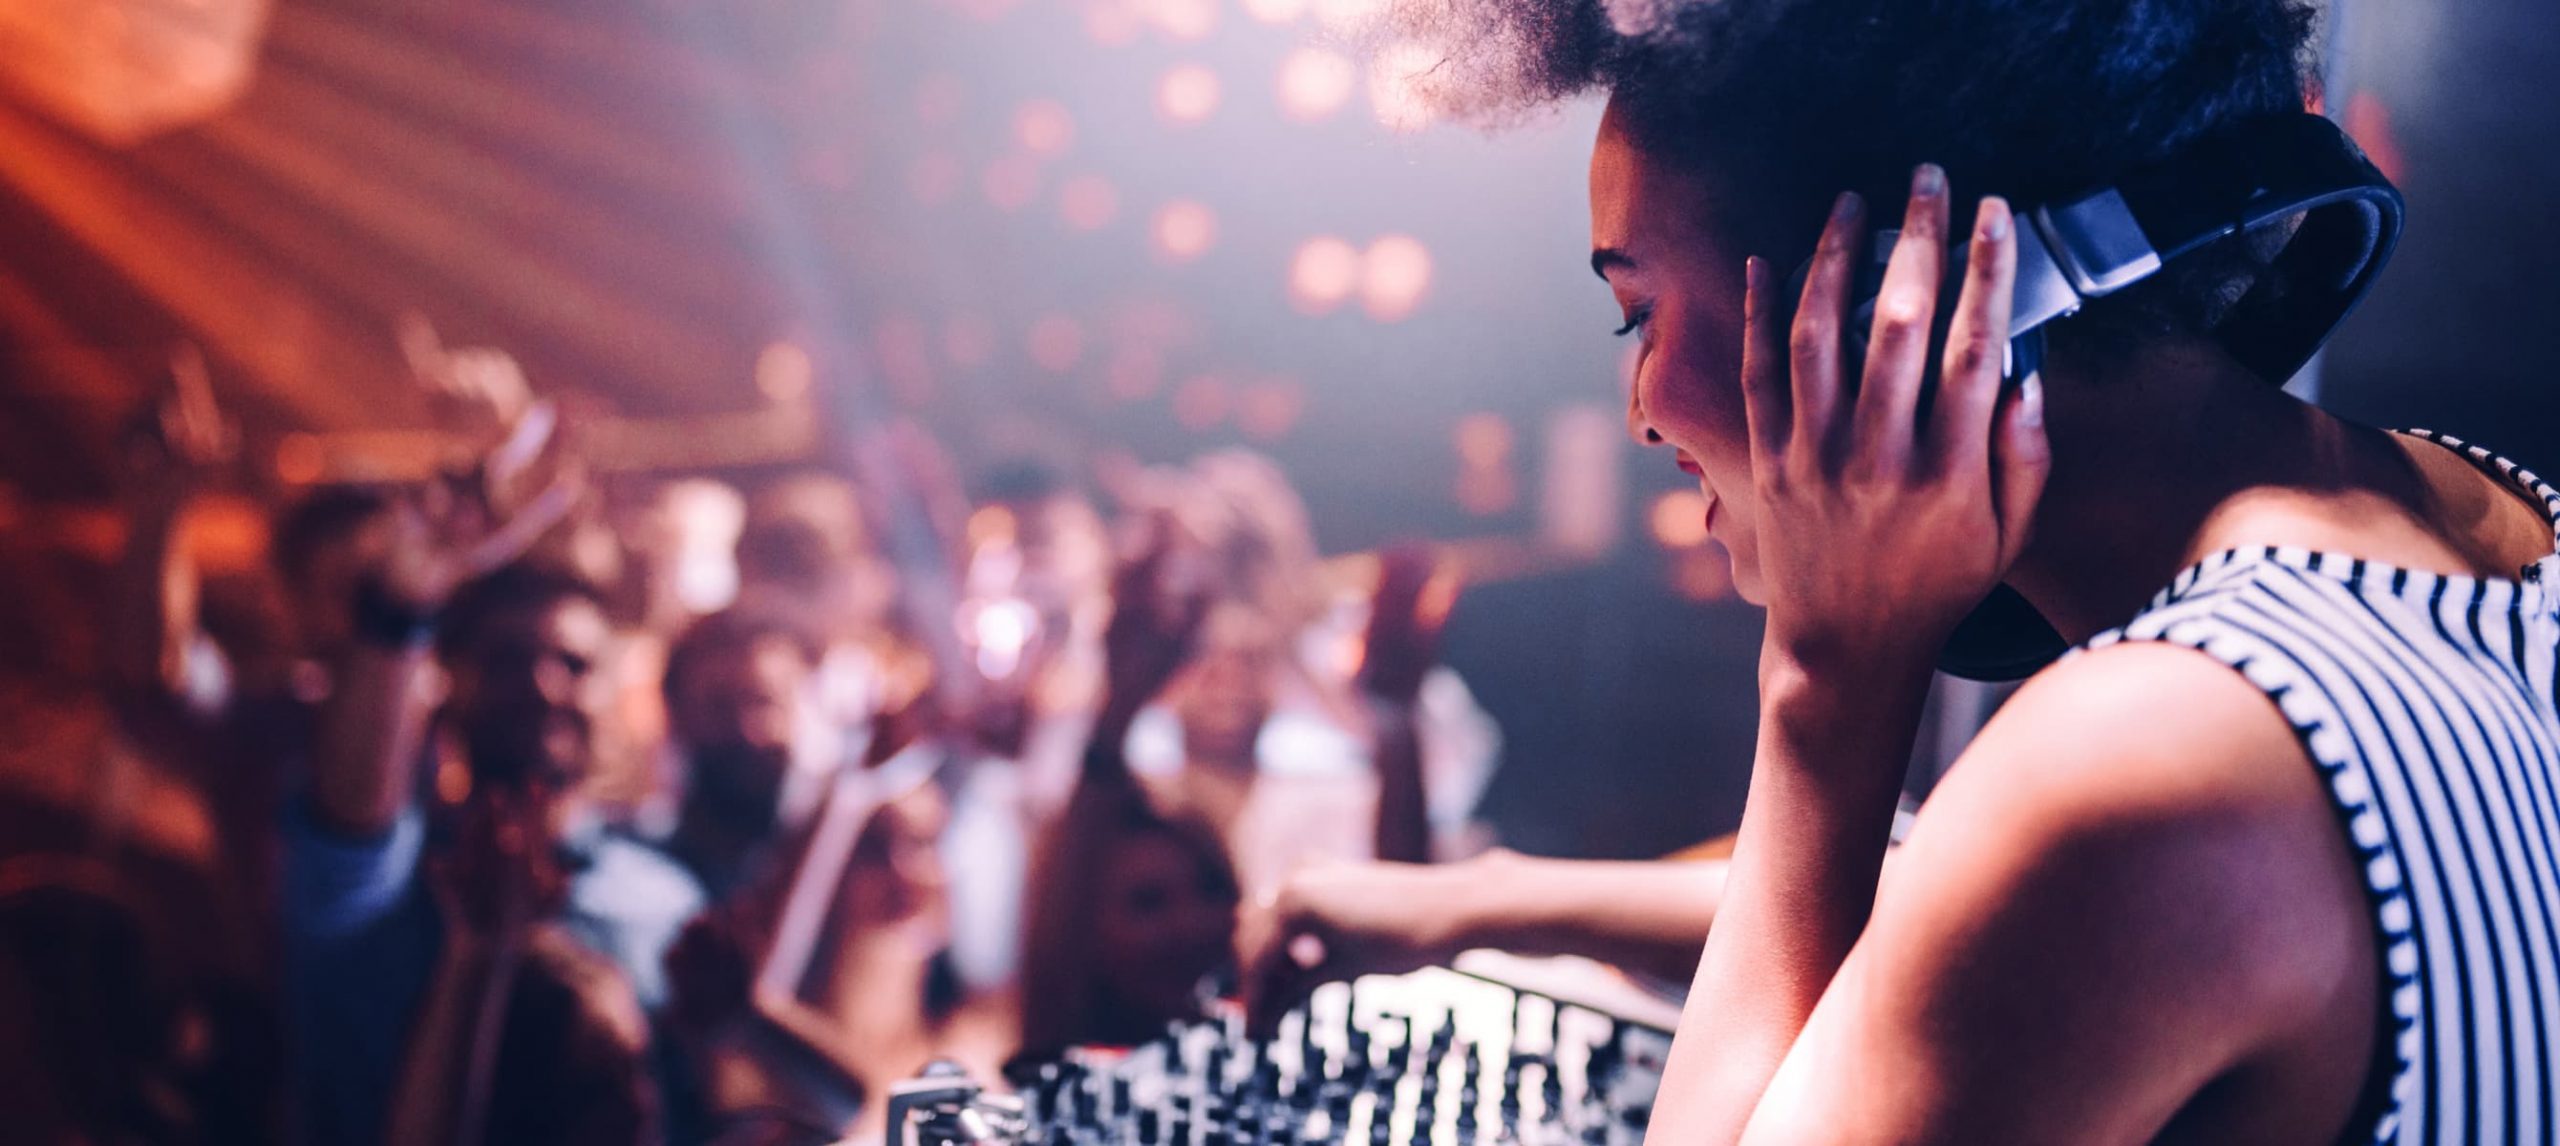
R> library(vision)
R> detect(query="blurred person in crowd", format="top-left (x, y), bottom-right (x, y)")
top-left (1018, 509), bottom-right (1242, 1055)
top-left (0, 855), bottom-right (276, 1145)
top-left (734, 474), bottom-right (917, 767)
top-left (283, 409), bottom-right (687, 1144)
top-left (1125, 451), bottom-right (1501, 889)
top-left (656, 607), bottom-right (827, 903)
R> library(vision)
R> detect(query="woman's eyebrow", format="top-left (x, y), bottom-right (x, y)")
top-left (1591, 248), bottom-right (1636, 280)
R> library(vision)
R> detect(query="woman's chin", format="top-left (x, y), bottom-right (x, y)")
top-left (1730, 563), bottom-right (1767, 608)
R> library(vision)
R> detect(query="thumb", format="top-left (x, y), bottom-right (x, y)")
top-left (1993, 373), bottom-right (2051, 571)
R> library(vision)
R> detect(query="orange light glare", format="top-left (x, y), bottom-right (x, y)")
top-left (1287, 236), bottom-right (1361, 313)
top-left (1277, 48), bottom-right (1356, 122)
top-left (1360, 234), bottom-right (1433, 321)
top-left (1152, 200), bottom-right (1219, 262)
top-left (1157, 64), bottom-right (1222, 124)
top-left (1014, 99), bottom-right (1076, 156)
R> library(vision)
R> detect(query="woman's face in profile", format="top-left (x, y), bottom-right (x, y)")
top-left (1589, 97), bottom-right (1766, 603)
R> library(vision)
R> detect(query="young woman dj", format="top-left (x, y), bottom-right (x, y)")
top-left (1248, 2), bottom-right (2560, 1141)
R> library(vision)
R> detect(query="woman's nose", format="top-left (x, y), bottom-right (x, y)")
top-left (1626, 388), bottom-right (1664, 446)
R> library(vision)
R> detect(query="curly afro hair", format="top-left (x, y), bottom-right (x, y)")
top-left (1360, 0), bottom-right (2323, 345)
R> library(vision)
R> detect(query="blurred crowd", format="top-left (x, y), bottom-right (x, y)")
top-left (0, 346), bottom-right (1505, 1146)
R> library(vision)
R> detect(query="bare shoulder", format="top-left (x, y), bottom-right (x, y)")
top-left (1889, 640), bottom-right (2374, 1071)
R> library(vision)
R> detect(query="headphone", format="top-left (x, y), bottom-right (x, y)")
top-left (1783, 112), bottom-right (2405, 680)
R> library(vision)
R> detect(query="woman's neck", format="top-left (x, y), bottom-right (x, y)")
top-left (2002, 337), bottom-right (2423, 644)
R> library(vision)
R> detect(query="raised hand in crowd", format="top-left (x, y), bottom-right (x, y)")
top-left (1356, 543), bottom-right (1460, 863)
top-left (1093, 507), bottom-right (1214, 750)
top-left (312, 403), bottom-right (582, 837)
top-left (111, 343), bottom-right (238, 707)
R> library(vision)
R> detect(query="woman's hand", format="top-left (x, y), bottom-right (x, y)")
top-left (1238, 856), bottom-right (1513, 1035)
top-left (1743, 168), bottom-right (2048, 680)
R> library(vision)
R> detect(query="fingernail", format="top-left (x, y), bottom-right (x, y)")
top-left (1832, 191), bottom-right (1863, 222)
top-left (1977, 198), bottom-right (2011, 242)
top-left (2019, 372), bottom-right (2045, 426)
top-left (1912, 164), bottom-right (1946, 199)
top-left (1744, 256), bottom-right (1766, 291)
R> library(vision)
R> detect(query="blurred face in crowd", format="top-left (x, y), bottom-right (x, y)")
top-left (447, 594), bottom-right (614, 790)
top-left (667, 633), bottom-right (810, 831)
top-left (840, 787), bottom-right (952, 937)
top-left (1174, 604), bottom-right (1282, 770)
top-left (1009, 492), bottom-right (1112, 623)
top-left (1094, 826), bottom-right (1239, 1022)
top-left (1591, 98), bottom-right (1767, 603)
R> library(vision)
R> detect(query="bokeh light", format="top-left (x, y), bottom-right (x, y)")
top-left (1058, 174), bottom-right (1120, 231)
top-left (1287, 236), bottom-right (1362, 314)
top-left (1027, 314), bottom-right (1087, 372)
top-left (982, 153), bottom-right (1043, 211)
top-left (1157, 65), bottom-right (1222, 124)
top-left (1649, 490), bottom-right (1711, 550)
top-left (1368, 41), bottom-right (1439, 133)
top-left (1456, 412), bottom-right (1514, 468)
top-left (1237, 377), bottom-right (1307, 440)
top-left (1151, 200), bottom-right (1219, 262)
top-left (755, 341), bottom-right (813, 403)
top-left (1014, 99), bottom-right (1077, 156)
top-left (1360, 233), bottom-right (1433, 321)
top-left (1277, 47), bottom-right (1356, 122)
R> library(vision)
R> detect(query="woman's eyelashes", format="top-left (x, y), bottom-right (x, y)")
top-left (1613, 305), bottom-right (1654, 338)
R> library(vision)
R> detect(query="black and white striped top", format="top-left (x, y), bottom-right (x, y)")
top-left (2082, 430), bottom-right (2560, 1145)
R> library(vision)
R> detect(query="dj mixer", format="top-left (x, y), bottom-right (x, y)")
top-left (887, 962), bottom-right (1674, 1146)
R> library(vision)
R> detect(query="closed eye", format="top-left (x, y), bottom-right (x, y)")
top-left (1614, 307), bottom-right (1652, 338)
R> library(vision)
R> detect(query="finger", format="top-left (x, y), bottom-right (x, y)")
top-left (395, 311), bottom-right (447, 382)
top-left (464, 474), bottom-right (580, 576)
top-left (1854, 164), bottom-right (1951, 466)
top-left (486, 400), bottom-right (557, 490)
top-left (1929, 198), bottom-right (2020, 478)
top-left (1791, 192), bottom-right (1867, 458)
top-left (1992, 372), bottom-right (2052, 570)
top-left (169, 343), bottom-right (218, 430)
top-left (1739, 255), bottom-right (1790, 464)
